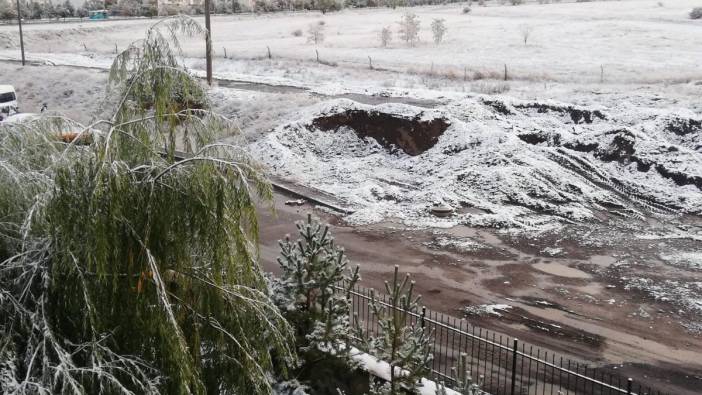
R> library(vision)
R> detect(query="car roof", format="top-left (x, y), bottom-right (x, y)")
top-left (0, 85), bottom-right (15, 94)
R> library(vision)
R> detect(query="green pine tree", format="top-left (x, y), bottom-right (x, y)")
top-left (359, 266), bottom-right (433, 394)
top-left (272, 214), bottom-right (361, 391)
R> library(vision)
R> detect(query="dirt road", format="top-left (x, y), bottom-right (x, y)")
top-left (258, 193), bottom-right (702, 395)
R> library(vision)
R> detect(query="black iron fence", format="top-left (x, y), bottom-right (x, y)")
top-left (342, 283), bottom-right (667, 395)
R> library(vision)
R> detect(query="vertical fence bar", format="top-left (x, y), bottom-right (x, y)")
top-left (497, 335), bottom-right (503, 392)
top-left (566, 360), bottom-right (572, 395)
top-left (511, 338), bottom-right (518, 395)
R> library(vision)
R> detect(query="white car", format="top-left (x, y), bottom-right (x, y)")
top-left (0, 85), bottom-right (18, 120)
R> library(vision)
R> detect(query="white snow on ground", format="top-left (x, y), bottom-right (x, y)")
top-left (427, 235), bottom-right (485, 253)
top-left (623, 278), bottom-right (702, 315)
top-left (659, 252), bottom-right (702, 271)
top-left (464, 304), bottom-right (512, 318)
top-left (350, 347), bottom-right (467, 395)
top-left (249, 98), bottom-right (702, 228)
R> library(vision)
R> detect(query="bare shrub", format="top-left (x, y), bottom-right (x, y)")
top-left (379, 26), bottom-right (393, 47)
top-left (691, 7), bottom-right (702, 19)
top-left (307, 22), bottom-right (325, 45)
top-left (473, 69), bottom-right (503, 80)
top-left (471, 81), bottom-right (511, 94)
top-left (292, 28), bottom-right (303, 37)
top-left (431, 18), bottom-right (447, 45)
top-left (462, 6), bottom-right (471, 13)
top-left (398, 12), bottom-right (421, 47)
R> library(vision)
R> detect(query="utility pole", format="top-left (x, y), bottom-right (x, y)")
top-left (204, 0), bottom-right (212, 85)
top-left (15, 0), bottom-right (25, 66)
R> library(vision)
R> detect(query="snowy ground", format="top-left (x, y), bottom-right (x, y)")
top-left (2, 0), bottom-right (702, 84)
top-left (1, 1), bottom-right (701, 392)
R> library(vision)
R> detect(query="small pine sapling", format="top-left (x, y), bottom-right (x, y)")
top-left (274, 214), bottom-right (360, 357)
top-left (357, 266), bottom-right (433, 394)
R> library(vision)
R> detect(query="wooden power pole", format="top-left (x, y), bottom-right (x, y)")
top-left (15, 0), bottom-right (25, 66)
top-left (204, 0), bottom-right (212, 85)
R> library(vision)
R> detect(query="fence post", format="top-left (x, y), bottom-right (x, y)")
top-left (510, 338), bottom-right (518, 395)
top-left (626, 378), bottom-right (633, 395)
top-left (420, 306), bottom-right (426, 329)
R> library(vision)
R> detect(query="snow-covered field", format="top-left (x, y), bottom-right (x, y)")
top-left (2, 0), bottom-right (702, 84)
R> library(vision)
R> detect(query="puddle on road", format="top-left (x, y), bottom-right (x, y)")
top-left (589, 254), bottom-right (618, 267)
top-left (533, 262), bottom-right (592, 279)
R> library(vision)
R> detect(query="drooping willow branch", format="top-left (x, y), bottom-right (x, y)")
top-left (0, 16), bottom-right (294, 395)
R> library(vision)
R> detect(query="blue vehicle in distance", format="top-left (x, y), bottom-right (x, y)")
top-left (89, 10), bottom-right (109, 20)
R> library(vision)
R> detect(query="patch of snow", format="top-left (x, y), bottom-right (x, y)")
top-left (659, 251), bottom-right (702, 271)
top-left (623, 277), bottom-right (702, 315)
top-left (464, 304), bottom-right (512, 318)
top-left (349, 347), bottom-right (467, 395)
top-left (427, 235), bottom-right (485, 253)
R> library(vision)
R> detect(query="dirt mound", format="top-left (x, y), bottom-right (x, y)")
top-left (252, 98), bottom-right (702, 228)
top-left (312, 109), bottom-right (450, 156)
top-left (514, 102), bottom-right (606, 124)
top-left (666, 117), bottom-right (701, 136)
top-left (482, 98), bottom-right (607, 124)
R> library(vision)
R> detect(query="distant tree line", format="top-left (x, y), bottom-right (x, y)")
top-left (0, 0), bottom-right (157, 20)
top-left (1, 0), bottom-right (472, 21)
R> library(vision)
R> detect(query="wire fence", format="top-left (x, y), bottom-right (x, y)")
top-left (342, 283), bottom-right (668, 395)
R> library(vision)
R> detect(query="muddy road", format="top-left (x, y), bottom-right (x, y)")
top-left (258, 193), bottom-right (702, 395)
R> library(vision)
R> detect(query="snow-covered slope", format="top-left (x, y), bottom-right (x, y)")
top-left (250, 97), bottom-right (702, 229)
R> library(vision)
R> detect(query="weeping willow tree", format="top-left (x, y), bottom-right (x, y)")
top-left (0, 16), bottom-right (295, 395)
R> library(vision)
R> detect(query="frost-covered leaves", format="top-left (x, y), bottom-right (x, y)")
top-left (107, 15), bottom-right (213, 159)
top-left (0, 17), bottom-right (294, 395)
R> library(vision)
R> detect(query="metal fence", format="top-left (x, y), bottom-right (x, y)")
top-left (343, 283), bottom-right (667, 395)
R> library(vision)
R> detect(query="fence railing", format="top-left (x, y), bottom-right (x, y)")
top-left (341, 283), bottom-right (667, 395)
